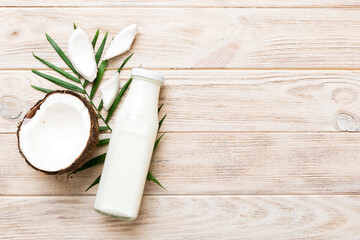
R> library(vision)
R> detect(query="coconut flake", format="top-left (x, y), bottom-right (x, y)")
top-left (104, 24), bottom-right (137, 60)
top-left (18, 93), bottom-right (93, 172)
top-left (99, 72), bottom-right (120, 110)
top-left (68, 28), bottom-right (98, 82)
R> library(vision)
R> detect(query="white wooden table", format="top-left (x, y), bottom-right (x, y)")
top-left (2, 1), bottom-right (360, 239)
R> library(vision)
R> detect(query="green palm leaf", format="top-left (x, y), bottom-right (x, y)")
top-left (154, 133), bottom-right (165, 151)
top-left (147, 172), bottom-right (166, 190)
top-left (31, 85), bottom-right (53, 93)
top-left (85, 175), bottom-right (101, 192)
top-left (92, 29), bottom-right (99, 48)
top-left (106, 77), bottom-right (132, 122)
top-left (32, 53), bottom-right (80, 83)
top-left (99, 126), bottom-right (110, 132)
top-left (31, 70), bottom-right (85, 93)
top-left (98, 100), bottom-right (103, 111)
top-left (117, 53), bottom-right (134, 73)
top-left (45, 34), bottom-right (79, 77)
top-left (98, 138), bottom-right (109, 146)
top-left (158, 103), bottom-right (164, 113)
top-left (74, 153), bottom-right (106, 174)
top-left (90, 60), bottom-right (108, 99)
top-left (158, 114), bottom-right (167, 131)
top-left (95, 32), bottom-right (108, 64)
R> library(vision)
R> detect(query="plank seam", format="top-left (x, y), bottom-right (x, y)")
top-left (4, 68), bottom-right (360, 71)
top-left (1, 131), bottom-right (360, 134)
top-left (1, 193), bottom-right (360, 197)
top-left (1, 6), bottom-right (360, 9)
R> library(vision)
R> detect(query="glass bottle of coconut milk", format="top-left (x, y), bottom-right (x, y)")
top-left (94, 68), bottom-right (164, 220)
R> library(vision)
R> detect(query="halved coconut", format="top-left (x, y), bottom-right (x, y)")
top-left (17, 90), bottom-right (99, 174)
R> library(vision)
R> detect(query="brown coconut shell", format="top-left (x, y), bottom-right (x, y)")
top-left (17, 90), bottom-right (99, 175)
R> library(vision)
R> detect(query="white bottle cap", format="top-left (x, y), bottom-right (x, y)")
top-left (131, 68), bottom-right (165, 85)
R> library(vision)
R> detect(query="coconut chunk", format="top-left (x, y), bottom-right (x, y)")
top-left (68, 28), bottom-right (98, 82)
top-left (17, 91), bottom-right (99, 174)
top-left (99, 72), bottom-right (120, 110)
top-left (104, 24), bottom-right (137, 60)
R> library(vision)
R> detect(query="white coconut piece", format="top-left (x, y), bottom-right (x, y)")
top-left (99, 72), bottom-right (120, 110)
top-left (17, 91), bottom-right (99, 174)
top-left (104, 24), bottom-right (137, 60)
top-left (68, 28), bottom-right (98, 82)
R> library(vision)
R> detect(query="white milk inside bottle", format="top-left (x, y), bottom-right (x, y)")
top-left (94, 68), bottom-right (165, 220)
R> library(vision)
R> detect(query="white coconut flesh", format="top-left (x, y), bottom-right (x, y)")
top-left (99, 72), bottom-right (120, 110)
top-left (104, 24), bottom-right (137, 60)
top-left (19, 93), bottom-right (92, 172)
top-left (68, 28), bottom-right (98, 82)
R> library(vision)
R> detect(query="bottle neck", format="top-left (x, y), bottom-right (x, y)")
top-left (122, 77), bottom-right (161, 115)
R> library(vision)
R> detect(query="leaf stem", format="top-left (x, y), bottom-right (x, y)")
top-left (82, 87), bottom-right (112, 131)
top-left (75, 75), bottom-right (112, 131)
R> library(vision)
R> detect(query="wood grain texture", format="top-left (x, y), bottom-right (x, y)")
top-left (2, 8), bottom-right (360, 69)
top-left (2, 2), bottom-right (360, 239)
top-left (3, 70), bottom-right (360, 133)
top-left (1, 0), bottom-right (360, 7)
top-left (1, 195), bottom-right (360, 239)
top-left (3, 132), bottom-right (360, 195)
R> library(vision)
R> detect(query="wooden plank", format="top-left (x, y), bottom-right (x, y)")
top-left (1, 195), bottom-right (360, 239)
top-left (3, 132), bottom-right (360, 195)
top-left (2, 8), bottom-right (360, 69)
top-left (2, 70), bottom-right (360, 133)
top-left (1, 0), bottom-right (360, 7)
